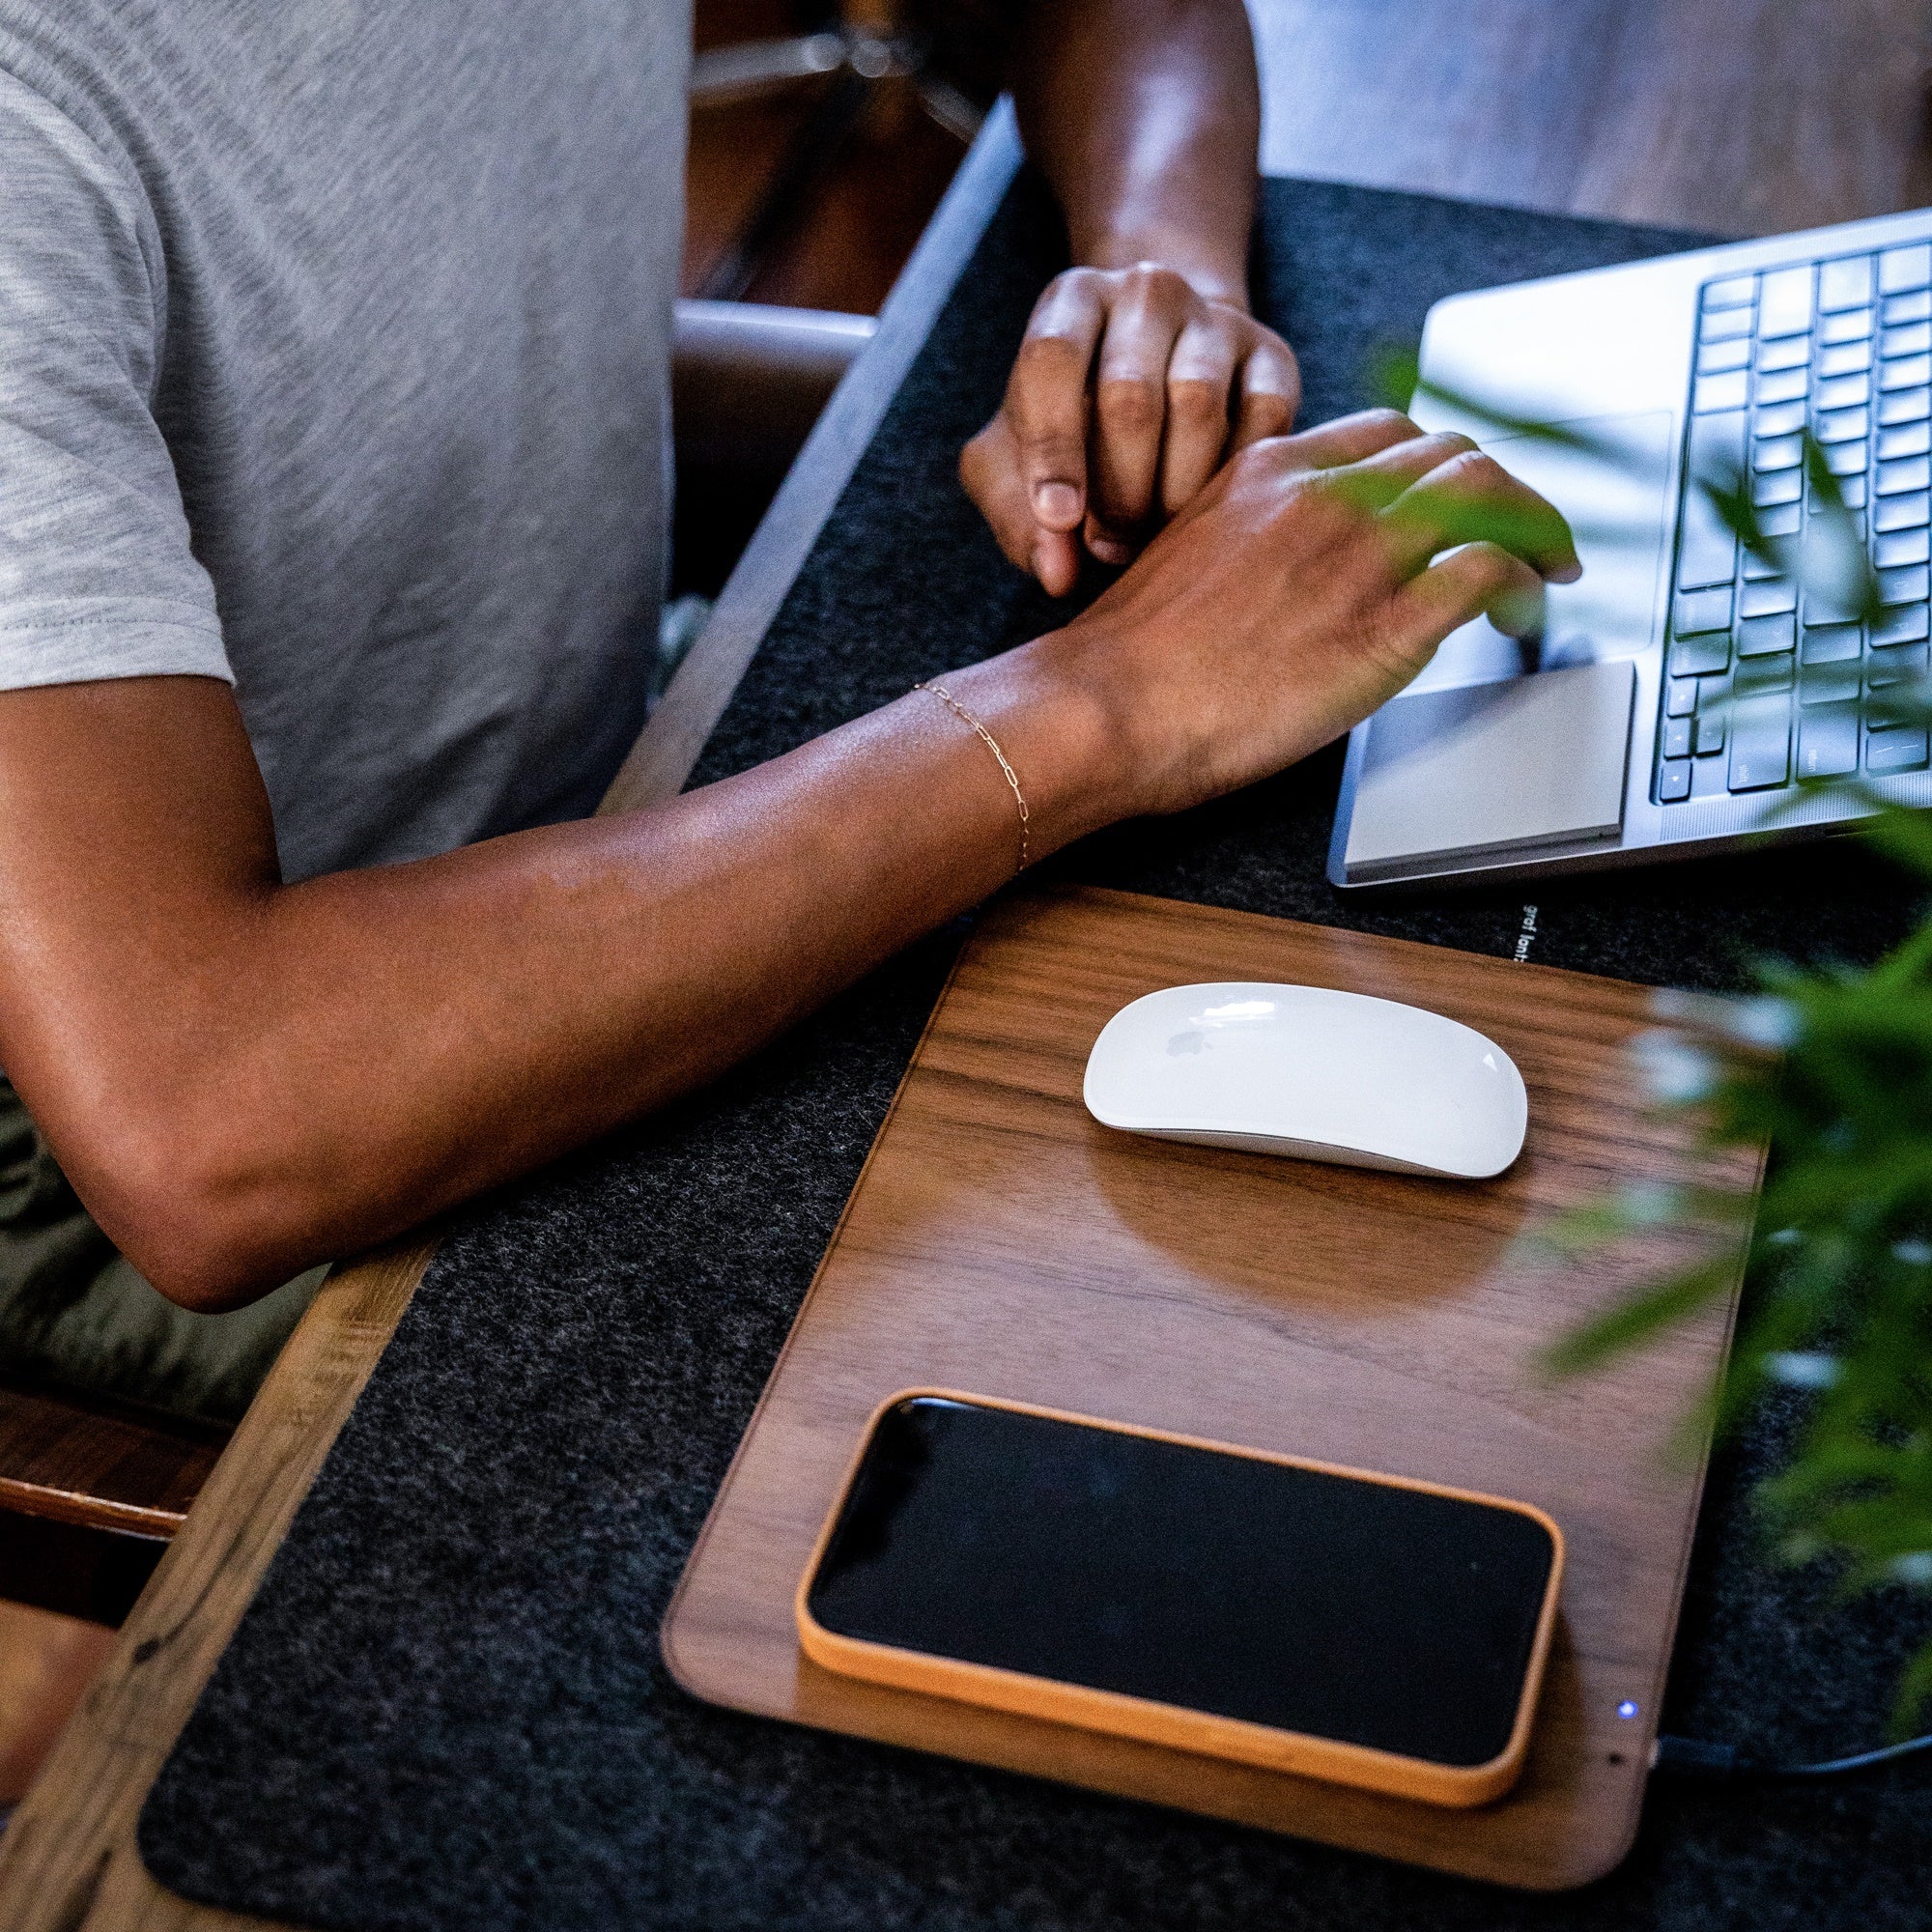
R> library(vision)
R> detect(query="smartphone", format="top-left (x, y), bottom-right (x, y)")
top-left (797, 1391), bottom-right (1564, 1806)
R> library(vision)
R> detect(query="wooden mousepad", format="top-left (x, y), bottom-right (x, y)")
top-left (662, 885), bottom-right (1764, 1891)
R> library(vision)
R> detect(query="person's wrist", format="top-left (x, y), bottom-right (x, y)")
top-left (1077, 234), bottom-right (1249, 313)
top-left (939, 632), bottom-right (1152, 857)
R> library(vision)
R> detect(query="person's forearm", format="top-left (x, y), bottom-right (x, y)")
top-left (0, 655), bottom-right (1125, 1308)
top-left (1009, 0), bottom-right (1261, 306)
top-left (0, 414), bottom-right (1577, 1312)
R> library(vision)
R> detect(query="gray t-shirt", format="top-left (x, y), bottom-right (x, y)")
top-left (0, 0), bottom-right (688, 880)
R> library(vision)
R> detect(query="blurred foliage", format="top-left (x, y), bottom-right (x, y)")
top-left (1372, 345), bottom-right (1932, 1731)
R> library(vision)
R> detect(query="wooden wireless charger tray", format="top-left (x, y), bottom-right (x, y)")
top-left (662, 886), bottom-right (1764, 1891)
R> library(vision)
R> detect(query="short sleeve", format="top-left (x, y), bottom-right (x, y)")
top-left (0, 67), bottom-right (231, 689)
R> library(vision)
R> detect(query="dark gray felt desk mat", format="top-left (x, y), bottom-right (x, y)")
top-left (142, 178), bottom-right (1928, 1931)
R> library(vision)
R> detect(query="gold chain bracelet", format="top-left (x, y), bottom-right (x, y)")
top-left (911, 680), bottom-right (1030, 872)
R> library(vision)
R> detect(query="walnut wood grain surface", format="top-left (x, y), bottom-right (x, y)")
top-left (0, 6), bottom-right (1918, 1924)
top-left (663, 886), bottom-right (1764, 1891)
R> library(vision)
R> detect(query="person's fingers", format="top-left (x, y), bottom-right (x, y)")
top-left (1032, 526), bottom-right (1083, 597)
top-left (1391, 540), bottom-right (1549, 645)
top-left (1091, 275), bottom-right (1191, 533)
top-left (1318, 428), bottom-right (1483, 509)
top-left (1231, 333), bottom-right (1301, 449)
top-left (1008, 273), bottom-right (1109, 532)
top-left (1252, 408), bottom-right (1429, 477)
top-left (1083, 511), bottom-right (1133, 568)
top-left (957, 417), bottom-right (1037, 571)
top-left (1379, 447), bottom-right (1582, 582)
top-left (959, 412), bottom-right (1062, 574)
top-left (1159, 315), bottom-right (1241, 517)
top-left (959, 413), bottom-right (1085, 595)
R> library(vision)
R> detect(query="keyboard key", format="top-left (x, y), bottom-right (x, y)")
top-left (1874, 490), bottom-right (1931, 531)
top-left (1884, 288), bottom-right (1932, 324)
top-left (1872, 603), bottom-right (1932, 645)
top-left (1695, 370), bottom-right (1750, 413)
top-left (1881, 355), bottom-right (1932, 391)
top-left (1802, 622), bottom-right (1863, 664)
top-left (1759, 265), bottom-right (1815, 338)
top-left (1880, 386), bottom-right (1932, 425)
top-left (1753, 469), bottom-right (1803, 507)
top-left (1879, 421), bottom-right (1932, 461)
top-left (1740, 612), bottom-right (1797, 655)
top-left (1878, 456), bottom-right (1932, 495)
top-left (1804, 582), bottom-right (1862, 626)
top-left (1759, 500), bottom-right (1803, 537)
top-left (1666, 677), bottom-right (1699, 717)
top-left (1869, 641), bottom-right (1930, 686)
top-left (1757, 335), bottom-right (1812, 374)
top-left (1877, 526), bottom-right (1932, 568)
top-left (1701, 304), bottom-right (1755, 341)
top-left (1739, 653), bottom-right (1795, 695)
top-left (1885, 321), bottom-right (1932, 359)
top-left (1677, 411), bottom-right (1746, 587)
top-left (1821, 307), bottom-right (1875, 344)
top-left (1755, 366), bottom-right (1809, 405)
top-left (1696, 706), bottom-right (1729, 756)
top-left (1813, 472), bottom-right (1868, 509)
top-left (1800, 659), bottom-right (1860, 705)
top-left (1753, 399), bottom-right (1805, 438)
top-left (1880, 244), bottom-right (1932, 295)
top-left (1818, 371), bottom-right (1872, 411)
top-left (1662, 714), bottom-right (1692, 758)
top-left (1738, 579), bottom-right (1797, 618)
top-left (1697, 336), bottom-right (1751, 375)
top-left (1670, 635), bottom-right (1732, 678)
top-left (1880, 563), bottom-right (1931, 605)
top-left (1743, 546), bottom-right (1787, 581)
top-left (1671, 633), bottom-right (1733, 677)
top-left (1704, 272), bottom-right (1757, 310)
top-left (1727, 696), bottom-right (1791, 788)
top-left (1819, 255), bottom-right (1874, 312)
top-left (1754, 432), bottom-right (1803, 471)
top-left (1818, 339), bottom-right (1874, 377)
top-left (1816, 404), bottom-right (1870, 441)
top-left (1826, 440), bottom-right (1869, 477)
top-left (1675, 585), bottom-right (1734, 634)
top-left (1658, 757), bottom-right (1693, 802)
top-left (1799, 704), bottom-right (1861, 776)
top-left (1867, 725), bottom-right (1931, 773)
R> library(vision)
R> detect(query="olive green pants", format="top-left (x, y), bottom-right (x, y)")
top-left (0, 1077), bottom-right (323, 1427)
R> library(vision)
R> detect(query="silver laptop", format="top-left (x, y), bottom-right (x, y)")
top-left (1328, 208), bottom-right (1932, 890)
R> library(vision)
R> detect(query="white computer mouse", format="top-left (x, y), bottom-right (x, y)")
top-left (1082, 982), bottom-right (1527, 1179)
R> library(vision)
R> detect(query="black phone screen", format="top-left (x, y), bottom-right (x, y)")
top-left (806, 1396), bottom-right (1558, 1769)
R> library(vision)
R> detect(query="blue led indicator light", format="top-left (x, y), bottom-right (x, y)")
top-left (1616, 1699), bottom-right (1640, 1720)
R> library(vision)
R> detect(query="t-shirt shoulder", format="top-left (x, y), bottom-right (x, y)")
top-left (0, 63), bottom-right (230, 691)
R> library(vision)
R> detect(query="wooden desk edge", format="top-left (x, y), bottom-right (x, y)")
top-left (0, 1239), bottom-right (435, 1932)
top-left (0, 106), bottom-right (1021, 1932)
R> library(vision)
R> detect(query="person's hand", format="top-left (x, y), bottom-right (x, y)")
top-left (996, 410), bottom-right (1581, 823)
top-left (958, 263), bottom-right (1300, 596)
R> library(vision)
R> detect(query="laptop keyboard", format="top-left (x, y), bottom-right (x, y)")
top-left (1655, 240), bottom-right (1932, 806)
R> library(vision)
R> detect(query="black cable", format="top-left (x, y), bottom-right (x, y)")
top-left (1654, 1729), bottom-right (1932, 1779)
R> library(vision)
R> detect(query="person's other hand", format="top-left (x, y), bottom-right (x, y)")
top-left (1010, 410), bottom-right (1580, 820)
top-left (958, 263), bottom-right (1300, 596)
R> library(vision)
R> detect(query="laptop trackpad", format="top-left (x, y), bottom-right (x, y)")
top-left (1345, 661), bottom-right (1634, 874)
